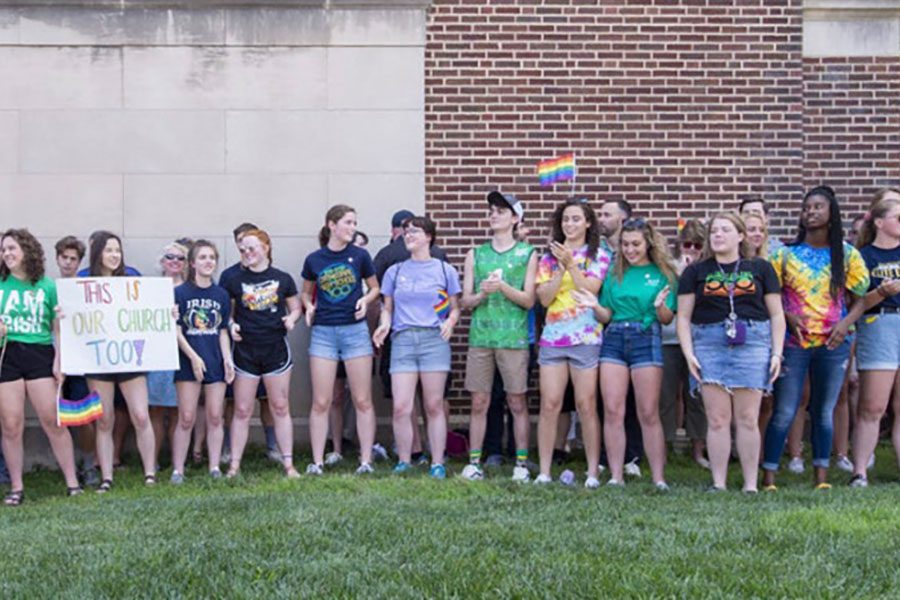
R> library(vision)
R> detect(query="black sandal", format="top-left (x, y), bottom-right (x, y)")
top-left (4, 490), bottom-right (24, 506)
top-left (96, 479), bottom-right (113, 494)
top-left (144, 474), bottom-right (157, 486)
top-left (67, 486), bottom-right (84, 497)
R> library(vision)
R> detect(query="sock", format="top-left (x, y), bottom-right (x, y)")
top-left (516, 449), bottom-right (528, 466)
top-left (264, 426), bottom-right (276, 451)
top-left (469, 448), bottom-right (482, 464)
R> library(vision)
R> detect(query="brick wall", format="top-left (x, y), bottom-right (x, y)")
top-left (424, 1), bottom-right (899, 409)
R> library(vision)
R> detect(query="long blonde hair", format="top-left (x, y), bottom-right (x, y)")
top-left (857, 194), bottom-right (900, 249)
top-left (614, 218), bottom-right (677, 285)
top-left (701, 212), bottom-right (752, 260)
top-left (742, 213), bottom-right (769, 259)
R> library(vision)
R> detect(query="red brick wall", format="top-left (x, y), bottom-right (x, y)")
top-left (424, 1), bottom-right (899, 407)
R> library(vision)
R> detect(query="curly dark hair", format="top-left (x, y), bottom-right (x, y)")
top-left (547, 198), bottom-right (600, 262)
top-left (0, 228), bottom-right (46, 284)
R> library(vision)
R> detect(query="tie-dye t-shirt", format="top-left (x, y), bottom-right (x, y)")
top-left (536, 245), bottom-right (611, 347)
top-left (770, 242), bottom-right (869, 349)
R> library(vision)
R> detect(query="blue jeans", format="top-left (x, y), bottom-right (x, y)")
top-left (762, 341), bottom-right (851, 471)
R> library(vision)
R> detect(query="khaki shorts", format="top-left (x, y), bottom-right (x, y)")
top-left (464, 347), bottom-right (529, 395)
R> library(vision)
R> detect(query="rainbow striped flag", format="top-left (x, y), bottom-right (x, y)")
top-left (57, 391), bottom-right (103, 427)
top-left (537, 154), bottom-right (576, 186)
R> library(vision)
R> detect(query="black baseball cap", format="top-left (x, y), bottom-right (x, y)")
top-left (487, 191), bottom-right (524, 220)
top-left (391, 209), bottom-right (415, 228)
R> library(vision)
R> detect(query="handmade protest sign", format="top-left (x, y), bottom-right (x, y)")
top-left (57, 277), bottom-right (178, 374)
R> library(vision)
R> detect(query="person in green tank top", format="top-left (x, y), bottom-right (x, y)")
top-left (575, 218), bottom-right (677, 491)
top-left (461, 192), bottom-right (537, 483)
top-left (0, 229), bottom-right (81, 505)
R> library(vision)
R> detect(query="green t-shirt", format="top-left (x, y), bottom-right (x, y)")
top-left (470, 240), bottom-right (534, 349)
top-left (0, 275), bottom-right (57, 345)
top-left (599, 263), bottom-right (676, 327)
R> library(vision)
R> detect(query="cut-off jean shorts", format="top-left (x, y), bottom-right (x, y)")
top-left (599, 321), bottom-right (663, 369)
top-left (690, 319), bottom-right (772, 394)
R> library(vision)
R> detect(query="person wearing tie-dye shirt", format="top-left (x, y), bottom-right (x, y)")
top-left (762, 186), bottom-right (870, 491)
top-left (534, 198), bottom-right (611, 488)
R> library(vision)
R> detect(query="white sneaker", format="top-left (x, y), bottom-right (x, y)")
top-left (787, 457), bottom-right (805, 474)
top-left (533, 473), bottom-right (552, 485)
top-left (606, 478), bottom-right (625, 487)
top-left (511, 466), bottom-right (530, 483)
top-left (835, 455), bottom-right (853, 473)
top-left (461, 464), bottom-right (483, 481)
top-left (584, 476), bottom-right (600, 490)
top-left (655, 481), bottom-right (671, 492)
top-left (624, 459), bottom-right (642, 478)
top-left (355, 462), bottom-right (374, 475)
top-left (371, 443), bottom-right (389, 462)
top-left (324, 452), bottom-right (343, 467)
top-left (305, 463), bottom-right (323, 476)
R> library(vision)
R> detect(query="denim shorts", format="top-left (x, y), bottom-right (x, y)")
top-left (856, 312), bottom-right (900, 371)
top-left (309, 320), bottom-right (372, 361)
top-left (690, 319), bottom-right (772, 393)
top-left (538, 344), bottom-right (599, 370)
top-left (600, 322), bottom-right (663, 369)
top-left (390, 327), bottom-right (451, 374)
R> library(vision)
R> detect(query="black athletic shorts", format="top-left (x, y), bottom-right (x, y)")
top-left (233, 339), bottom-right (292, 378)
top-left (0, 342), bottom-right (54, 383)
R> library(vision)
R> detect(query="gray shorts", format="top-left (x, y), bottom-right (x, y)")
top-left (537, 344), bottom-right (599, 370)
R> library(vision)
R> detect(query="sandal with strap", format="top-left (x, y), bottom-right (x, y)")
top-left (4, 490), bottom-right (24, 506)
top-left (96, 479), bottom-right (113, 494)
top-left (67, 486), bottom-right (84, 497)
top-left (144, 474), bottom-right (157, 486)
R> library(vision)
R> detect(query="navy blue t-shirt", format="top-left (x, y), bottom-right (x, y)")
top-left (860, 244), bottom-right (900, 313)
top-left (175, 281), bottom-right (231, 383)
top-left (222, 266), bottom-right (299, 344)
top-left (301, 245), bottom-right (375, 326)
top-left (77, 266), bottom-right (142, 277)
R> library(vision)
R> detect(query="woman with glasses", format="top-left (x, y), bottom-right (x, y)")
top-left (575, 218), bottom-right (676, 490)
top-left (301, 205), bottom-right (380, 476)
top-left (148, 241), bottom-right (189, 472)
top-left (677, 213), bottom-right (785, 493)
top-left (535, 198), bottom-right (610, 487)
top-left (659, 219), bottom-right (709, 468)
top-left (373, 216), bottom-right (460, 479)
top-left (221, 229), bottom-right (302, 478)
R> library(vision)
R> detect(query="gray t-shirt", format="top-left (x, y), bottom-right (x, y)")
top-left (382, 258), bottom-right (461, 332)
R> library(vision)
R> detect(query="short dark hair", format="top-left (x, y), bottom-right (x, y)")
top-left (739, 196), bottom-right (768, 214)
top-left (54, 235), bottom-right (86, 260)
top-left (404, 215), bottom-right (437, 247)
top-left (607, 199), bottom-right (632, 219)
top-left (232, 222), bottom-right (258, 241)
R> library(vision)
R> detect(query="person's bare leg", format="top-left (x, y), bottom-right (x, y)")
top-left (632, 366), bottom-right (666, 484)
top-left (87, 379), bottom-right (116, 481)
top-left (733, 388), bottom-right (763, 492)
top-left (571, 364), bottom-right (600, 479)
top-left (309, 357), bottom-right (339, 466)
top-left (203, 383), bottom-right (227, 470)
top-left (702, 385), bottom-right (732, 489)
top-left (345, 356), bottom-right (376, 466)
top-left (228, 375), bottom-right (259, 474)
top-left (0, 380), bottom-right (27, 492)
top-left (600, 362), bottom-right (630, 482)
top-left (262, 369), bottom-right (296, 473)
top-left (537, 364), bottom-right (568, 478)
top-left (421, 372), bottom-right (449, 465)
top-left (172, 381), bottom-right (202, 475)
top-left (118, 377), bottom-right (157, 478)
top-left (391, 373), bottom-right (418, 463)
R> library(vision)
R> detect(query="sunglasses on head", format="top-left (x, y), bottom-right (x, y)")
top-left (622, 217), bottom-right (647, 230)
top-left (164, 254), bottom-right (186, 261)
top-left (681, 241), bottom-right (703, 251)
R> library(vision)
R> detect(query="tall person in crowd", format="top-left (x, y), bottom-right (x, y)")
top-left (763, 186), bottom-right (869, 490)
top-left (677, 213), bottom-right (785, 493)
top-left (0, 229), bottom-right (81, 505)
top-left (222, 229), bottom-right (301, 478)
top-left (460, 192), bottom-right (537, 482)
top-left (374, 216), bottom-right (460, 479)
top-left (302, 205), bottom-right (380, 475)
top-left (849, 188), bottom-right (900, 486)
top-left (535, 198), bottom-right (610, 487)
top-left (55, 235), bottom-right (100, 487)
top-left (171, 240), bottom-right (235, 482)
top-left (82, 231), bottom-right (157, 491)
top-left (576, 218), bottom-right (676, 489)
top-left (147, 241), bottom-right (189, 470)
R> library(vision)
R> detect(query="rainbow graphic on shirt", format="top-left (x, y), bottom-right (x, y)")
top-left (771, 243), bottom-right (870, 348)
top-left (433, 289), bottom-right (450, 320)
top-left (57, 391), bottom-right (103, 427)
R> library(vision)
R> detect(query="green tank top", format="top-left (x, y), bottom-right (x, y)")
top-left (470, 241), bottom-right (534, 349)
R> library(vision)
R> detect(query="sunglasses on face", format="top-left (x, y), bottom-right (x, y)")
top-left (164, 254), bottom-right (186, 261)
top-left (681, 241), bottom-right (703, 251)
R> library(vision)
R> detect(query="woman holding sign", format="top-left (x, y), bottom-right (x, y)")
top-left (222, 229), bottom-right (302, 478)
top-left (0, 228), bottom-right (81, 504)
top-left (676, 213), bottom-right (785, 493)
top-left (171, 240), bottom-right (235, 482)
top-left (83, 231), bottom-right (158, 492)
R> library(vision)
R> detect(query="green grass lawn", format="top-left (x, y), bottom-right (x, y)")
top-left (2, 446), bottom-right (899, 598)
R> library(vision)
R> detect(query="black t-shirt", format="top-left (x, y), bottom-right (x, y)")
top-left (218, 262), bottom-right (242, 288)
top-left (860, 244), bottom-right (900, 313)
top-left (222, 266), bottom-right (298, 344)
top-left (373, 236), bottom-right (449, 284)
top-left (678, 257), bottom-right (780, 324)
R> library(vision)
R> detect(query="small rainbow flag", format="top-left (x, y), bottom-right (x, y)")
top-left (537, 153), bottom-right (576, 186)
top-left (57, 391), bottom-right (103, 427)
top-left (433, 290), bottom-right (450, 321)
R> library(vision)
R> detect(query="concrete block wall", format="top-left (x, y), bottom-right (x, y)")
top-left (0, 0), bottom-right (430, 460)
